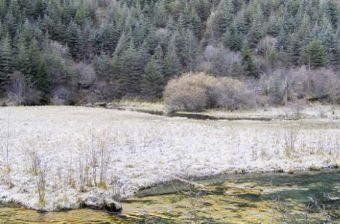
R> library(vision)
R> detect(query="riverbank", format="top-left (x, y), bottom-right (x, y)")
top-left (90, 100), bottom-right (340, 121)
top-left (2, 170), bottom-right (340, 223)
top-left (0, 106), bottom-right (340, 211)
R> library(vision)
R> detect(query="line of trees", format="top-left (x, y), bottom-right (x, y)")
top-left (0, 0), bottom-right (340, 105)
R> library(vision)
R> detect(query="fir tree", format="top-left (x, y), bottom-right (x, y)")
top-left (35, 60), bottom-right (50, 103)
top-left (0, 36), bottom-right (13, 85)
top-left (241, 44), bottom-right (258, 77)
top-left (164, 37), bottom-right (182, 80)
top-left (66, 21), bottom-right (81, 60)
top-left (141, 46), bottom-right (164, 99)
top-left (300, 39), bottom-right (328, 69)
top-left (223, 25), bottom-right (242, 51)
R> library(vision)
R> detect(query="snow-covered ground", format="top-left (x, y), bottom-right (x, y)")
top-left (0, 106), bottom-right (340, 211)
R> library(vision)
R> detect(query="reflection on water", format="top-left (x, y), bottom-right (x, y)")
top-left (1, 171), bottom-right (340, 223)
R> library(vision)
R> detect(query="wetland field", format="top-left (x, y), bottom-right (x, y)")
top-left (1, 106), bottom-right (340, 223)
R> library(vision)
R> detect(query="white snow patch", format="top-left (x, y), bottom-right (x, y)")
top-left (0, 106), bottom-right (340, 211)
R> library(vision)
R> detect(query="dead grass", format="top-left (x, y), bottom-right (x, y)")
top-left (0, 106), bottom-right (340, 210)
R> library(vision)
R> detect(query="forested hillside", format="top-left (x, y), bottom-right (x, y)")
top-left (1, 0), bottom-right (340, 105)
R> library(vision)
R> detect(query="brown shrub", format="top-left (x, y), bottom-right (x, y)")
top-left (164, 72), bottom-right (257, 112)
top-left (6, 71), bottom-right (41, 105)
top-left (210, 78), bottom-right (256, 110)
top-left (259, 67), bottom-right (340, 105)
top-left (163, 72), bottom-right (215, 112)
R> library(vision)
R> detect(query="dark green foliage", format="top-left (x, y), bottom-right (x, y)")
top-left (66, 21), bottom-right (81, 60)
top-left (164, 37), bottom-right (182, 80)
top-left (0, 0), bottom-right (340, 104)
top-left (223, 25), bottom-right (242, 51)
top-left (300, 39), bottom-right (328, 69)
top-left (35, 60), bottom-right (50, 103)
top-left (114, 43), bottom-right (144, 97)
top-left (241, 44), bottom-right (258, 78)
top-left (141, 46), bottom-right (164, 99)
top-left (0, 36), bottom-right (12, 86)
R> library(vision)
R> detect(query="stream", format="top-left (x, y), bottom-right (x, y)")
top-left (1, 170), bottom-right (340, 223)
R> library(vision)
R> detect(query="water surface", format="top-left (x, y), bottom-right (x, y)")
top-left (1, 171), bottom-right (340, 223)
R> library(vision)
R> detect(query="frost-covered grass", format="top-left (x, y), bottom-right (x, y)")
top-left (111, 99), bottom-right (165, 112)
top-left (0, 106), bottom-right (340, 211)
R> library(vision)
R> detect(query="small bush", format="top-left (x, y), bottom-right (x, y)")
top-left (163, 72), bottom-right (257, 112)
top-left (210, 78), bottom-right (256, 110)
top-left (163, 72), bottom-right (215, 112)
top-left (6, 71), bottom-right (42, 105)
top-left (260, 67), bottom-right (340, 105)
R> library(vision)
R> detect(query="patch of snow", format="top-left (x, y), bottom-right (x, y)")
top-left (0, 106), bottom-right (340, 211)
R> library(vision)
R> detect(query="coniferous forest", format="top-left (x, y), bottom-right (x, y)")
top-left (1, 0), bottom-right (340, 106)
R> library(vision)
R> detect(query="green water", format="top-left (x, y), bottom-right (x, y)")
top-left (1, 171), bottom-right (340, 224)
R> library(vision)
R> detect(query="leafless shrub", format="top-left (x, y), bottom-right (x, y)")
top-left (73, 63), bottom-right (96, 88)
top-left (283, 126), bottom-right (300, 158)
top-left (260, 67), bottom-right (340, 106)
top-left (29, 151), bottom-right (40, 176)
top-left (98, 135), bottom-right (111, 189)
top-left (50, 87), bottom-right (73, 105)
top-left (49, 41), bottom-right (69, 57)
top-left (6, 71), bottom-right (41, 105)
top-left (77, 131), bottom-right (112, 191)
top-left (37, 163), bottom-right (47, 209)
top-left (28, 150), bottom-right (47, 208)
top-left (0, 116), bottom-right (12, 187)
top-left (210, 77), bottom-right (256, 110)
top-left (111, 177), bottom-right (123, 201)
top-left (306, 69), bottom-right (340, 103)
top-left (163, 72), bottom-right (215, 112)
top-left (164, 72), bottom-right (257, 112)
top-left (197, 45), bottom-right (242, 76)
top-left (257, 35), bottom-right (277, 55)
top-left (259, 71), bottom-right (287, 105)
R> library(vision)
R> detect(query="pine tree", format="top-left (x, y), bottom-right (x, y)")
top-left (0, 0), bottom-right (7, 19)
top-left (286, 33), bottom-right (302, 66)
top-left (324, 0), bottom-right (339, 29)
top-left (176, 30), bottom-right (197, 68)
top-left (164, 37), bottom-right (182, 80)
top-left (35, 60), bottom-right (50, 103)
top-left (66, 21), bottom-right (81, 60)
top-left (114, 42), bottom-right (144, 97)
top-left (28, 38), bottom-right (42, 78)
top-left (319, 19), bottom-right (337, 65)
top-left (0, 36), bottom-right (13, 85)
top-left (241, 44), bottom-right (258, 77)
top-left (223, 25), bottom-right (242, 51)
top-left (211, 0), bottom-right (234, 38)
top-left (141, 46), bottom-right (164, 99)
top-left (300, 39), bottom-right (328, 69)
top-left (14, 35), bottom-right (31, 75)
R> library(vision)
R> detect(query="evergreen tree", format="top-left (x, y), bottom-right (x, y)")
top-left (286, 33), bottom-right (302, 66)
top-left (114, 42), bottom-right (144, 97)
top-left (66, 21), bottom-right (81, 60)
top-left (176, 30), bottom-right (197, 68)
top-left (14, 35), bottom-right (31, 75)
top-left (94, 53), bottom-right (113, 81)
top-left (241, 44), bottom-right (258, 77)
top-left (164, 37), bottom-right (182, 80)
top-left (141, 46), bottom-right (164, 99)
top-left (28, 38), bottom-right (41, 78)
top-left (210, 0), bottom-right (234, 38)
top-left (300, 39), bottom-right (328, 69)
top-left (35, 60), bottom-right (50, 103)
top-left (223, 25), bottom-right (242, 51)
top-left (0, 36), bottom-right (13, 86)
